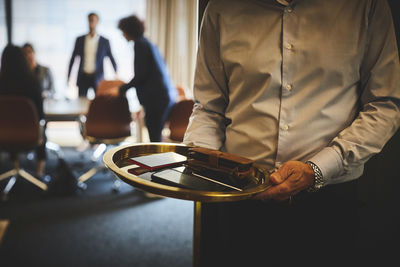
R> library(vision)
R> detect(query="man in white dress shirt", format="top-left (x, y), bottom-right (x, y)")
top-left (68, 12), bottom-right (117, 97)
top-left (184, 0), bottom-right (400, 266)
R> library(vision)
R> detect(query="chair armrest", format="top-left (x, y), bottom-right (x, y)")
top-left (79, 115), bottom-right (87, 138)
top-left (39, 119), bottom-right (46, 145)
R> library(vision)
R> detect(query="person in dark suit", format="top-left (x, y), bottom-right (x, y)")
top-left (68, 12), bottom-right (117, 97)
top-left (118, 15), bottom-right (177, 142)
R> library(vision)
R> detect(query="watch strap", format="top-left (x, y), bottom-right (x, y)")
top-left (306, 161), bottom-right (324, 192)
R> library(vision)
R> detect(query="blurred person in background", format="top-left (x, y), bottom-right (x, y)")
top-left (23, 43), bottom-right (55, 98)
top-left (0, 45), bottom-right (47, 176)
top-left (118, 15), bottom-right (177, 142)
top-left (68, 12), bottom-right (117, 97)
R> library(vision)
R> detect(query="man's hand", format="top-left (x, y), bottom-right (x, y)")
top-left (254, 161), bottom-right (314, 201)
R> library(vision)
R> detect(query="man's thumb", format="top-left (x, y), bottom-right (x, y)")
top-left (269, 171), bottom-right (284, 184)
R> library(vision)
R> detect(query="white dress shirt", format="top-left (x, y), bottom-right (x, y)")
top-left (83, 34), bottom-right (99, 74)
top-left (183, 0), bottom-right (400, 186)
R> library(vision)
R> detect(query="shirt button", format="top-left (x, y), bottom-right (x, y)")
top-left (285, 43), bottom-right (292, 50)
top-left (285, 84), bottom-right (292, 91)
top-left (281, 124), bottom-right (289, 131)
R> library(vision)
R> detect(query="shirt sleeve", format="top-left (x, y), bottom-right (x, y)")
top-left (183, 3), bottom-right (230, 150)
top-left (309, 0), bottom-right (400, 185)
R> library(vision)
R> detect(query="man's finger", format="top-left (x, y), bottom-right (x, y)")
top-left (269, 171), bottom-right (283, 184)
top-left (254, 182), bottom-right (289, 200)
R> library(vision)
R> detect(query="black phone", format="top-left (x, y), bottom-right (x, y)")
top-left (151, 168), bottom-right (240, 192)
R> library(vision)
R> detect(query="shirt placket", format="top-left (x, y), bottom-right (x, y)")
top-left (275, 5), bottom-right (295, 169)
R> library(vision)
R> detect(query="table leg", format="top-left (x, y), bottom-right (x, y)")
top-left (136, 119), bottom-right (143, 142)
top-left (193, 201), bottom-right (202, 267)
top-left (135, 109), bottom-right (144, 143)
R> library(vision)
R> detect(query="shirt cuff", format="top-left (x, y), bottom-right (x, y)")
top-left (307, 147), bottom-right (344, 185)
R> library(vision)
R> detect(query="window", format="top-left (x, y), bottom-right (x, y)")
top-left (0, 1), bottom-right (8, 49)
top-left (2, 0), bottom-right (145, 101)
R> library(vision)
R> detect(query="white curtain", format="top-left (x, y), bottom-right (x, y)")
top-left (145, 0), bottom-right (198, 98)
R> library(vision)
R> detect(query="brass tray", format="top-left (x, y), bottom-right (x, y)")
top-left (103, 143), bottom-right (270, 202)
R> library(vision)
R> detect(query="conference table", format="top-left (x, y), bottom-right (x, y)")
top-left (44, 97), bottom-right (144, 142)
top-left (44, 97), bottom-right (90, 122)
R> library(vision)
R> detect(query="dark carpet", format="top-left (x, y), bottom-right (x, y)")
top-left (0, 146), bottom-right (193, 267)
top-left (1, 131), bottom-right (400, 266)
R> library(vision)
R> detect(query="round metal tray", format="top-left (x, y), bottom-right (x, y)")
top-left (103, 143), bottom-right (270, 202)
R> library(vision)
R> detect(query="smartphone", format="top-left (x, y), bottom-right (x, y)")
top-left (151, 168), bottom-right (241, 191)
top-left (128, 152), bottom-right (187, 171)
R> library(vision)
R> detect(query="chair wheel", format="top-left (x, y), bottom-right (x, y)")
top-left (43, 175), bottom-right (52, 183)
top-left (111, 180), bottom-right (121, 192)
top-left (77, 181), bottom-right (87, 190)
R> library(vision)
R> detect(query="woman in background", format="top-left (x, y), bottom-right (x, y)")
top-left (0, 44), bottom-right (47, 176)
top-left (118, 15), bottom-right (177, 142)
top-left (22, 43), bottom-right (55, 99)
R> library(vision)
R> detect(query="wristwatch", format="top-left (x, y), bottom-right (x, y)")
top-left (306, 161), bottom-right (324, 192)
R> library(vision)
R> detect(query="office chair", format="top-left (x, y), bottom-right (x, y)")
top-left (96, 79), bottom-right (144, 142)
top-left (0, 96), bottom-right (48, 200)
top-left (78, 95), bottom-right (132, 190)
top-left (163, 99), bottom-right (195, 142)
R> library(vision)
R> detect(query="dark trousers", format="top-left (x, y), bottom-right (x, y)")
top-left (144, 101), bottom-right (174, 142)
top-left (78, 73), bottom-right (96, 97)
top-left (199, 180), bottom-right (359, 267)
